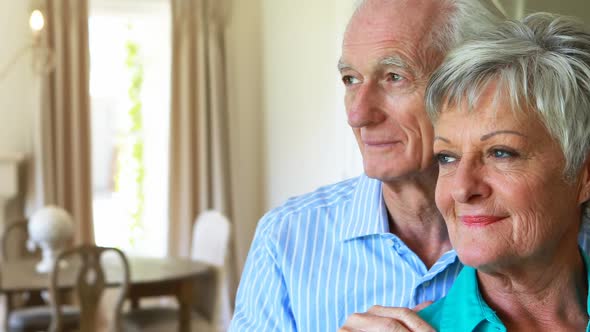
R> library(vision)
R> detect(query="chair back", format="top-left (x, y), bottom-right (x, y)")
top-left (2, 218), bottom-right (37, 261)
top-left (2, 218), bottom-right (48, 322)
top-left (191, 210), bottom-right (231, 267)
top-left (49, 245), bottom-right (130, 332)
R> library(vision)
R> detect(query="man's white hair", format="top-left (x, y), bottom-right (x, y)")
top-left (352, 0), bottom-right (505, 55)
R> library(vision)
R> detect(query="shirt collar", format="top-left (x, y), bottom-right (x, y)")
top-left (439, 266), bottom-right (503, 331)
top-left (338, 174), bottom-right (389, 241)
top-left (439, 249), bottom-right (590, 331)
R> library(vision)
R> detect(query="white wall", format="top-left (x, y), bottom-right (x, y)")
top-left (0, 1), bottom-right (36, 155)
top-left (522, 0), bottom-right (590, 23)
top-left (261, 0), bottom-right (361, 210)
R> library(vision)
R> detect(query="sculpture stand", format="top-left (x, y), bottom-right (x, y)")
top-left (35, 244), bottom-right (69, 274)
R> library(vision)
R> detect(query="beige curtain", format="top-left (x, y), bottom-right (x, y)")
top-left (168, 0), bottom-right (236, 326)
top-left (39, 0), bottom-right (94, 245)
top-left (168, 0), bottom-right (232, 261)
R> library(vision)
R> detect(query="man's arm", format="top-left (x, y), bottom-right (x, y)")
top-left (339, 304), bottom-right (435, 332)
top-left (229, 218), bottom-right (297, 331)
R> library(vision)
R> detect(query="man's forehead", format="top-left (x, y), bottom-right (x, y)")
top-left (344, 0), bottom-right (440, 43)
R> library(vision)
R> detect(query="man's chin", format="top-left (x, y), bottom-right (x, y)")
top-left (364, 164), bottom-right (436, 183)
top-left (363, 167), bottom-right (412, 182)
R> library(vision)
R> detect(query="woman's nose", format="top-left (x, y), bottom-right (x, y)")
top-left (450, 157), bottom-right (492, 203)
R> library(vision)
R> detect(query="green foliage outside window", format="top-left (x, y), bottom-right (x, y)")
top-left (114, 30), bottom-right (145, 248)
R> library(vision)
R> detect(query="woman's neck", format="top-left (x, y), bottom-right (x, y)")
top-left (478, 245), bottom-right (588, 332)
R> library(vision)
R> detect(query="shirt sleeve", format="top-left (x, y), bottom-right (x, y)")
top-left (229, 214), bottom-right (297, 331)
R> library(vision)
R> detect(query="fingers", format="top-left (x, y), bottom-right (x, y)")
top-left (412, 301), bottom-right (434, 312)
top-left (339, 310), bottom-right (411, 332)
top-left (339, 306), bottom-right (435, 332)
top-left (368, 306), bottom-right (435, 332)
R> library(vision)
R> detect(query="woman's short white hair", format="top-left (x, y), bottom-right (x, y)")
top-left (426, 13), bottom-right (590, 180)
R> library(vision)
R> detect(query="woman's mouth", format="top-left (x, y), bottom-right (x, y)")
top-left (460, 215), bottom-right (506, 226)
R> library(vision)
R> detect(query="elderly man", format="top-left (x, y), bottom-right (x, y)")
top-left (229, 1), bottom-right (518, 331)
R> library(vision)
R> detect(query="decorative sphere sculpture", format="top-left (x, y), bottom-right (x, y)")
top-left (27, 205), bottom-right (74, 273)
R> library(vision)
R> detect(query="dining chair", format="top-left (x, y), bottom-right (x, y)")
top-left (2, 219), bottom-right (38, 315)
top-left (49, 244), bottom-right (131, 332)
top-left (2, 219), bottom-right (79, 332)
top-left (124, 210), bottom-right (231, 331)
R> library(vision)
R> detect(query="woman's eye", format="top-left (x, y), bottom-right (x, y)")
top-left (490, 148), bottom-right (518, 159)
top-left (435, 153), bottom-right (457, 165)
top-left (342, 75), bottom-right (360, 86)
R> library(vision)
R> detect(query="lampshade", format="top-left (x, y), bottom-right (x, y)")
top-left (29, 9), bottom-right (45, 33)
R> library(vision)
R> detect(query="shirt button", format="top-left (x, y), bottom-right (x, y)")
top-left (386, 239), bottom-right (395, 247)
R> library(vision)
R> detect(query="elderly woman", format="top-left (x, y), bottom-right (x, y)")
top-left (418, 13), bottom-right (590, 331)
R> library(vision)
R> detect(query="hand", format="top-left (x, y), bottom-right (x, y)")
top-left (338, 303), bottom-right (435, 332)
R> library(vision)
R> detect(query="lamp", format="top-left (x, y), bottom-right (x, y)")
top-left (0, 0), bottom-right (53, 80)
top-left (29, 9), bottom-right (45, 34)
top-left (29, 0), bottom-right (54, 75)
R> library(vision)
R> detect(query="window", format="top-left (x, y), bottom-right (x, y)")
top-left (89, 0), bottom-right (171, 257)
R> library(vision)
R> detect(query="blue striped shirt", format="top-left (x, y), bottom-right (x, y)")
top-left (229, 174), bottom-right (590, 331)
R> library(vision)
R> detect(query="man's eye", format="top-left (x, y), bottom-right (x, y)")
top-left (387, 73), bottom-right (403, 82)
top-left (435, 153), bottom-right (457, 165)
top-left (342, 75), bottom-right (360, 86)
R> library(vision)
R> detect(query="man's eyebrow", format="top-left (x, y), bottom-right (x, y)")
top-left (481, 130), bottom-right (526, 141)
top-left (434, 136), bottom-right (450, 143)
top-left (337, 55), bottom-right (409, 72)
top-left (337, 60), bottom-right (351, 72)
top-left (380, 56), bottom-right (408, 68)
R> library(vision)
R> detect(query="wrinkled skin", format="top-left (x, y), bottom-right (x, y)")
top-left (433, 84), bottom-right (589, 273)
top-left (338, 0), bottom-right (445, 330)
top-left (340, 0), bottom-right (442, 183)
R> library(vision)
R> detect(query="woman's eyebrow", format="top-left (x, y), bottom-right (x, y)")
top-left (481, 130), bottom-right (526, 141)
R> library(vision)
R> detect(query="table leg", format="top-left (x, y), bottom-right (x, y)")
top-left (177, 279), bottom-right (194, 332)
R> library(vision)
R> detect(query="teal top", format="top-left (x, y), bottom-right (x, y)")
top-left (418, 251), bottom-right (590, 331)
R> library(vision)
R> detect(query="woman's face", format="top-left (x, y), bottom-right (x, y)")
top-left (434, 84), bottom-right (590, 271)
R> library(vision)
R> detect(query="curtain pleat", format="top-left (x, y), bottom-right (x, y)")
top-left (39, 0), bottom-right (94, 245)
top-left (168, 0), bottom-right (236, 326)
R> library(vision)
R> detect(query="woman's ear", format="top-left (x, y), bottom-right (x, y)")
top-left (578, 154), bottom-right (590, 204)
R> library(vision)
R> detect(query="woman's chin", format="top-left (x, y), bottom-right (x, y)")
top-left (456, 249), bottom-right (500, 270)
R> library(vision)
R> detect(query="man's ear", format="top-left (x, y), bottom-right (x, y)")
top-left (578, 154), bottom-right (590, 204)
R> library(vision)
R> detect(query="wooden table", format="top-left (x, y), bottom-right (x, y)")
top-left (0, 256), bottom-right (214, 332)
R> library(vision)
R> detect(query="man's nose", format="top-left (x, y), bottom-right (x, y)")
top-left (450, 157), bottom-right (491, 204)
top-left (347, 83), bottom-right (387, 128)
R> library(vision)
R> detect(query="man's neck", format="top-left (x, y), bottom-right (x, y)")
top-left (382, 166), bottom-right (451, 269)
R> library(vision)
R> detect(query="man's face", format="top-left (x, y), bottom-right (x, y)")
top-left (339, 0), bottom-right (442, 182)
